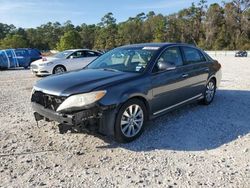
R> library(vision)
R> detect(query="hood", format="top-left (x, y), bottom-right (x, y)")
top-left (34, 69), bottom-right (138, 96)
top-left (31, 57), bottom-right (60, 65)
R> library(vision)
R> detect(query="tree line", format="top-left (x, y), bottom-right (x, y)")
top-left (0, 0), bottom-right (249, 51)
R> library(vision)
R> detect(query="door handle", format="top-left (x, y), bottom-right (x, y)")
top-left (204, 68), bottom-right (209, 72)
top-left (182, 74), bottom-right (189, 78)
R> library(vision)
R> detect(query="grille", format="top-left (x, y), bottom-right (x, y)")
top-left (31, 91), bottom-right (66, 111)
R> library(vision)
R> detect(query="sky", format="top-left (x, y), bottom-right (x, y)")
top-left (0, 0), bottom-right (226, 28)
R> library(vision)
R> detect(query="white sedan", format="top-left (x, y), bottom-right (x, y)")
top-left (30, 49), bottom-right (101, 76)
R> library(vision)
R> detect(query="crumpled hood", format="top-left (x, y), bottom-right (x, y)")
top-left (34, 69), bottom-right (138, 96)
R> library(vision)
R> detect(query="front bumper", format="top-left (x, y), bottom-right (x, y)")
top-left (32, 102), bottom-right (101, 126)
top-left (30, 65), bottom-right (52, 75)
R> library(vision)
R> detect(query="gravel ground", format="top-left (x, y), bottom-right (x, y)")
top-left (0, 56), bottom-right (250, 187)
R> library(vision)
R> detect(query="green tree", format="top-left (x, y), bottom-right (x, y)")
top-left (79, 24), bottom-right (97, 49)
top-left (0, 34), bottom-right (28, 48)
top-left (35, 22), bottom-right (64, 50)
top-left (56, 30), bottom-right (82, 51)
top-left (0, 23), bottom-right (16, 39)
top-left (94, 13), bottom-right (117, 50)
top-left (204, 3), bottom-right (225, 49)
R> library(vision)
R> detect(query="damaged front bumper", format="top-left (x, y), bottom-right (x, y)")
top-left (32, 102), bottom-right (102, 126)
top-left (32, 102), bottom-right (117, 136)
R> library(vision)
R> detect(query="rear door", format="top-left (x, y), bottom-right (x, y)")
top-left (180, 46), bottom-right (209, 99)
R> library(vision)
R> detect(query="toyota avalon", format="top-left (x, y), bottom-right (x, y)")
top-left (31, 43), bottom-right (222, 142)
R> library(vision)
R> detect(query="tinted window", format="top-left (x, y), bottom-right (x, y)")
top-left (182, 47), bottom-right (206, 64)
top-left (154, 47), bottom-right (183, 72)
top-left (85, 51), bottom-right (98, 57)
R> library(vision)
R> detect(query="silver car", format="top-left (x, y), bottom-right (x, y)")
top-left (30, 49), bottom-right (101, 76)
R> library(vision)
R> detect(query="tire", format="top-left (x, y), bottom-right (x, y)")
top-left (202, 79), bottom-right (216, 105)
top-left (53, 65), bottom-right (66, 74)
top-left (114, 99), bottom-right (147, 143)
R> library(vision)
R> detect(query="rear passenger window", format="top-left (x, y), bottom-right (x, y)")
top-left (182, 47), bottom-right (206, 64)
top-left (85, 51), bottom-right (98, 57)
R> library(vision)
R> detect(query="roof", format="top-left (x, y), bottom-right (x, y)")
top-left (120, 42), bottom-right (195, 49)
top-left (65, 49), bottom-right (91, 52)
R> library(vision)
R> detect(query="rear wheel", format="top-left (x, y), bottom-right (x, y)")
top-left (203, 79), bottom-right (216, 105)
top-left (115, 99), bottom-right (147, 143)
top-left (53, 65), bottom-right (66, 74)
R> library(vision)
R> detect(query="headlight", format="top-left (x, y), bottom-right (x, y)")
top-left (56, 90), bottom-right (106, 112)
top-left (38, 62), bottom-right (54, 66)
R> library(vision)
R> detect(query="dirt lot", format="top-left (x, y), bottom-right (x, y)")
top-left (0, 56), bottom-right (250, 187)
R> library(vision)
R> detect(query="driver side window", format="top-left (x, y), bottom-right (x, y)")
top-left (154, 47), bottom-right (183, 72)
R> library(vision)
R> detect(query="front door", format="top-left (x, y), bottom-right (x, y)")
top-left (66, 50), bottom-right (87, 71)
top-left (151, 46), bottom-right (189, 115)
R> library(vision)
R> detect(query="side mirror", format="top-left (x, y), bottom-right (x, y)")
top-left (69, 55), bottom-right (74, 59)
top-left (158, 61), bottom-right (176, 71)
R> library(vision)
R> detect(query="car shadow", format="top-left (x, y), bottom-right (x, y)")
top-left (94, 89), bottom-right (250, 151)
top-left (0, 67), bottom-right (29, 71)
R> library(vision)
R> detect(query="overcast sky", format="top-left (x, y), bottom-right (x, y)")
top-left (0, 0), bottom-right (227, 28)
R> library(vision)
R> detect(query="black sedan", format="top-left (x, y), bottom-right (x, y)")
top-left (31, 43), bottom-right (222, 142)
top-left (235, 50), bottom-right (248, 57)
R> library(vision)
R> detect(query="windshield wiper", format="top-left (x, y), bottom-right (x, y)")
top-left (102, 68), bottom-right (120, 72)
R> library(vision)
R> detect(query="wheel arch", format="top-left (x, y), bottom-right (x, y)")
top-left (118, 94), bottom-right (150, 120)
top-left (53, 64), bottom-right (67, 74)
top-left (207, 75), bottom-right (217, 87)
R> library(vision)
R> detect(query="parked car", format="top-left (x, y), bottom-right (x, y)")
top-left (30, 49), bottom-right (102, 76)
top-left (0, 48), bottom-right (41, 69)
top-left (31, 43), bottom-right (222, 142)
top-left (235, 50), bottom-right (248, 57)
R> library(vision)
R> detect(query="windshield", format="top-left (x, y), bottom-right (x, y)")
top-left (87, 47), bottom-right (157, 73)
top-left (53, 50), bottom-right (73, 59)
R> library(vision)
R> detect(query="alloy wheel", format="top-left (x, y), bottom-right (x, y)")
top-left (120, 104), bottom-right (144, 138)
top-left (205, 80), bottom-right (215, 102)
top-left (54, 66), bottom-right (65, 74)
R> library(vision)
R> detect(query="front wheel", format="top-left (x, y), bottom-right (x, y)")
top-left (115, 99), bottom-right (147, 143)
top-left (203, 79), bottom-right (216, 105)
top-left (53, 65), bottom-right (66, 74)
